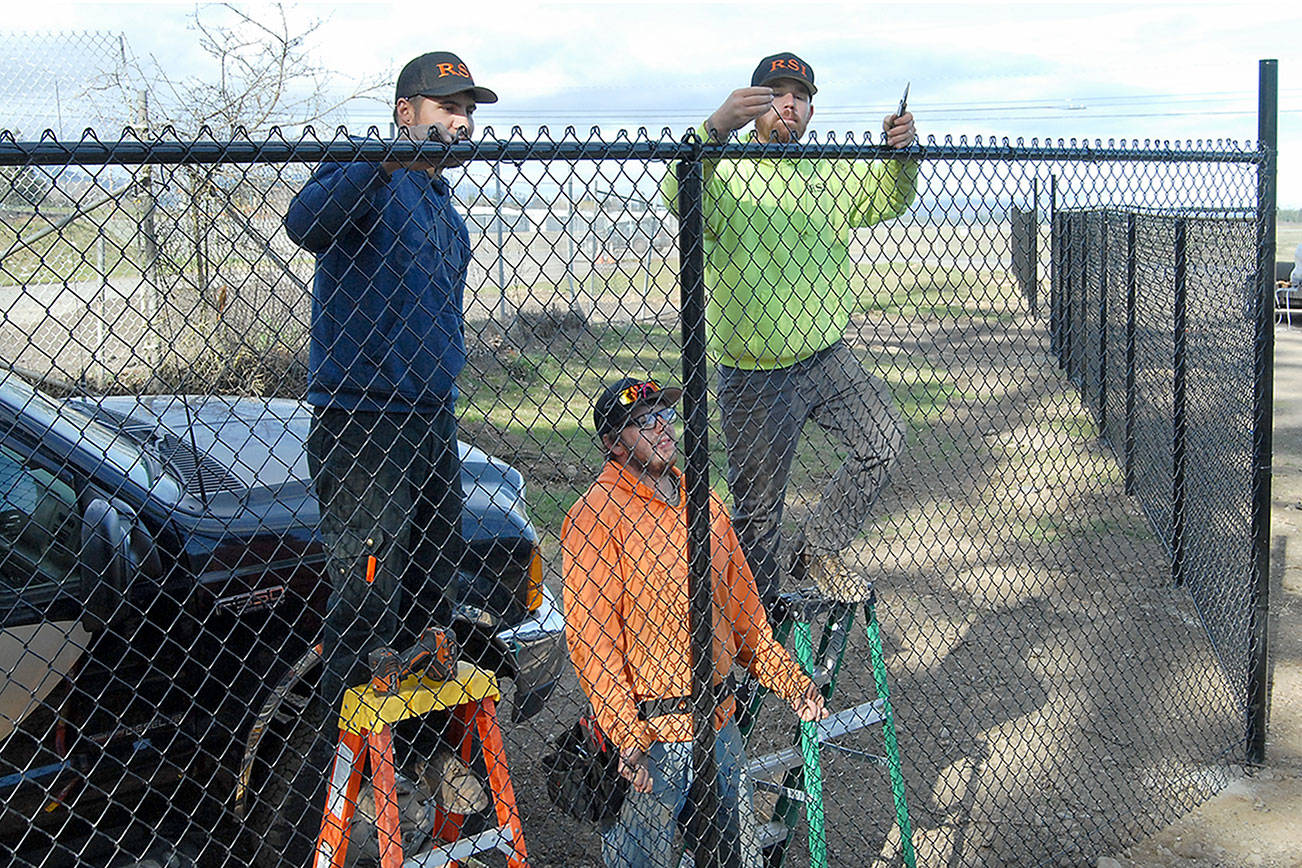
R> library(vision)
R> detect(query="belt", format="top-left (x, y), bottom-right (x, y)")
top-left (637, 682), bottom-right (732, 721)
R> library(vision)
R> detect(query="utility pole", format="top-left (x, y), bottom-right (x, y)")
top-left (494, 163), bottom-right (510, 329)
top-left (137, 89), bottom-right (160, 374)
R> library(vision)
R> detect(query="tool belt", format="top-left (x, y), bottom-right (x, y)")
top-left (637, 681), bottom-right (732, 721)
top-left (541, 715), bottom-right (627, 824)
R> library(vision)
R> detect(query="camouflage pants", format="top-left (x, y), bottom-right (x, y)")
top-left (718, 341), bottom-right (904, 602)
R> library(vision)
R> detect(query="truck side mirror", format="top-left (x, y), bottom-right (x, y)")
top-left (80, 498), bottom-right (130, 631)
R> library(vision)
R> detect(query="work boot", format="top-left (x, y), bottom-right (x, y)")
top-left (347, 767), bottom-right (434, 866)
top-left (368, 628), bottom-right (459, 694)
top-left (806, 550), bottom-right (871, 602)
top-left (415, 750), bottom-right (490, 815)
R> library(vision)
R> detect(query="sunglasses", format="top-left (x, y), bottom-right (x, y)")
top-left (630, 406), bottom-right (677, 430)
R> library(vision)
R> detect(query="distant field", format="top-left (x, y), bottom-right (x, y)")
top-left (1278, 220), bottom-right (1302, 263)
top-left (2, 209), bottom-right (1286, 398)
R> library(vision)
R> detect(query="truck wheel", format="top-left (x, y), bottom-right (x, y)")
top-left (247, 713), bottom-right (441, 868)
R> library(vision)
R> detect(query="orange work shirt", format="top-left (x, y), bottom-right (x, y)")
top-left (561, 461), bottom-right (811, 753)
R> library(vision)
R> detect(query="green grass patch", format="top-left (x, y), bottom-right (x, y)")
top-left (0, 210), bottom-right (147, 285)
top-left (852, 267), bottom-right (1024, 323)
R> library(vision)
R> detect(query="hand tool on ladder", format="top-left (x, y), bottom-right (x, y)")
top-left (314, 627), bottom-right (530, 868)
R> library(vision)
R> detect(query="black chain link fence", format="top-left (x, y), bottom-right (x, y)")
top-left (1053, 207), bottom-right (1262, 690)
top-left (0, 120), bottom-right (1273, 868)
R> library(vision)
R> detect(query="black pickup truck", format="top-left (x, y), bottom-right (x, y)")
top-left (0, 371), bottom-right (565, 865)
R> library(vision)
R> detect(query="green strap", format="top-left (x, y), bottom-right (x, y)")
top-left (792, 619), bottom-right (827, 868)
top-left (864, 600), bottom-right (916, 868)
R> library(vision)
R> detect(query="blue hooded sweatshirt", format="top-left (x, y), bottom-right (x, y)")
top-left (284, 162), bottom-right (469, 413)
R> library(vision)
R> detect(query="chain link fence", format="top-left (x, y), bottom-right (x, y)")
top-left (0, 108), bottom-right (1274, 868)
top-left (1052, 206), bottom-right (1263, 693)
top-left (0, 30), bottom-right (132, 139)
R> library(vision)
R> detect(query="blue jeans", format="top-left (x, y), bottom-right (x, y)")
top-left (600, 720), bottom-right (761, 868)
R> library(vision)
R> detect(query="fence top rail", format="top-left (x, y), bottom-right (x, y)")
top-left (1060, 205), bottom-right (1259, 220)
top-left (0, 131), bottom-right (1265, 168)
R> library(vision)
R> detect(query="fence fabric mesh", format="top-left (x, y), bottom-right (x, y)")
top-left (0, 126), bottom-right (1271, 868)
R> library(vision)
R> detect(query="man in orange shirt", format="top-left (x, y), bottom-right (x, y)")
top-left (562, 376), bottom-right (827, 867)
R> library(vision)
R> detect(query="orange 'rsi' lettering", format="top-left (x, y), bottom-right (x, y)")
top-left (769, 58), bottom-right (808, 76)
top-left (436, 63), bottom-right (470, 78)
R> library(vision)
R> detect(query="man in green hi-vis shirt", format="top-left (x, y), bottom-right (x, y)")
top-left (661, 52), bottom-right (918, 606)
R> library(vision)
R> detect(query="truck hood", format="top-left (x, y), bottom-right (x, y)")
top-left (70, 395), bottom-right (533, 541)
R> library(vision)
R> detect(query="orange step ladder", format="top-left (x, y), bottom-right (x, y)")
top-left (314, 661), bottom-right (530, 868)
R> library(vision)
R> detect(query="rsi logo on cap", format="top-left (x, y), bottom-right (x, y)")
top-left (769, 57), bottom-right (810, 77)
top-left (437, 62), bottom-right (471, 79)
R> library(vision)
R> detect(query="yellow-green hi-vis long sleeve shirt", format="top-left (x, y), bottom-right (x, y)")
top-left (661, 123), bottom-right (919, 371)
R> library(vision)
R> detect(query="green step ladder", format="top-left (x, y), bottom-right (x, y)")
top-left (740, 587), bottom-right (916, 868)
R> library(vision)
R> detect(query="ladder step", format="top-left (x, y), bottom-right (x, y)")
top-left (820, 697), bottom-right (887, 741)
top-left (748, 745), bottom-right (804, 778)
top-left (749, 697), bottom-right (890, 780)
top-left (756, 820), bottom-right (790, 850)
top-left (408, 824), bottom-right (514, 866)
top-left (746, 698), bottom-right (888, 779)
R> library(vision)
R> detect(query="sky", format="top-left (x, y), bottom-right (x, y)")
top-left (3, 0), bottom-right (1300, 205)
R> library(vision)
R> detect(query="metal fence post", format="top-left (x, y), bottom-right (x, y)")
top-left (565, 176), bottom-right (578, 312)
top-left (1050, 175), bottom-right (1061, 359)
top-left (1248, 57), bottom-right (1278, 765)
top-left (1061, 206), bottom-right (1073, 372)
top-left (676, 146), bottom-right (722, 866)
top-left (1075, 211), bottom-right (1088, 387)
top-left (1030, 176), bottom-right (1039, 318)
top-left (1098, 212), bottom-right (1109, 430)
top-left (494, 163), bottom-right (510, 328)
top-left (1124, 213), bottom-right (1138, 495)
top-left (1172, 218), bottom-right (1188, 587)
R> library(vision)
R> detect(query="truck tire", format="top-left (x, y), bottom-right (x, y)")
top-left (246, 713), bottom-right (440, 868)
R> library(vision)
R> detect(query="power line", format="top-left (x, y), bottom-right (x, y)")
top-left (341, 87), bottom-right (1302, 133)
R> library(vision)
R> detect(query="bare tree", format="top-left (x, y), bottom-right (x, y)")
top-left (84, 3), bottom-right (389, 389)
top-left (95, 2), bottom-right (387, 136)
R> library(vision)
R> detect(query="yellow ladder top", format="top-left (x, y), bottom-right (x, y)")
top-left (337, 662), bottom-right (501, 734)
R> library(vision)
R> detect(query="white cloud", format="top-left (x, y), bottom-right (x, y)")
top-left (3, 0), bottom-right (1299, 202)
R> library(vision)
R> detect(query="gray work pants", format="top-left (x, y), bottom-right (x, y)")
top-left (718, 341), bottom-right (904, 602)
top-left (307, 406), bottom-right (464, 711)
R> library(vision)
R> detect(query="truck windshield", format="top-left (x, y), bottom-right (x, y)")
top-left (1, 378), bottom-right (154, 491)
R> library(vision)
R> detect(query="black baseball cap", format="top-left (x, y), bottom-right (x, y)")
top-left (396, 51), bottom-right (498, 105)
top-left (751, 52), bottom-right (817, 96)
top-left (593, 377), bottom-right (683, 436)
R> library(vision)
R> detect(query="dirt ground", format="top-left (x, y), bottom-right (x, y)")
top-left (476, 290), bottom-right (1278, 867)
top-left (1107, 326), bottom-right (1302, 868)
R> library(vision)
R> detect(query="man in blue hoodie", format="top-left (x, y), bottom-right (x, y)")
top-left (277, 51), bottom-right (495, 860)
